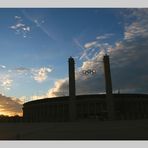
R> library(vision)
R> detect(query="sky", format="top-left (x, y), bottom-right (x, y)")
top-left (0, 8), bottom-right (148, 116)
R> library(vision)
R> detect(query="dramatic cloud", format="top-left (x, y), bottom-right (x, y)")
top-left (0, 94), bottom-right (23, 116)
top-left (80, 42), bottom-right (111, 61)
top-left (124, 10), bottom-right (148, 41)
top-left (10, 16), bottom-right (31, 38)
top-left (42, 9), bottom-right (148, 97)
top-left (28, 78), bottom-right (69, 101)
top-left (47, 78), bottom-right (69, 97)
top-left (81, 33), bottom-right (113, 61)
top-left (2, 8), bottom-right (148, 108)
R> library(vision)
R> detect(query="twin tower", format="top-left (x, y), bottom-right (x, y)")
top-left (68, 55), bottom-right (115, 121)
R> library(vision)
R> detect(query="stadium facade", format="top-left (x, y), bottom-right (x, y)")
top-left (23, 55), bottom-right (148, 122)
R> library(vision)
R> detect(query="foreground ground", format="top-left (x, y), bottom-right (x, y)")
top-left (0, 119), bottom-right (148, 140)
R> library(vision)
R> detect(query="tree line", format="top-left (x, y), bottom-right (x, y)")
top-left (0, 115), bottom-right (23, 122)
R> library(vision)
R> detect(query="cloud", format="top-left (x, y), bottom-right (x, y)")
top-left (30, 95), bottom-right (46, 101)
top-left (34, 19), bottom-right (45, 27)
top-left (0, 94), bottom-right (23, 116)
top-left (84, 33), bottom-right (114, 49)
top-left (40, 9), bottom-right (148, 98)
top-left (14, 16), bottom-right (22, 20)
top-left (81, 33), bottom-right (114, 61)
top-left (10, 16), bottom-right (31, 38)
top-left (123, 9), bottom-right (148, 41)
top-left (0, 75), bottom-right (13, 90)
top-left (10, 23), bottom-right (25, 29)
top-left (15, 67), bottom-right (30, 75)
top-left (84, 41), bottom-right (97, 49)
top-left (79, 48), bottom-right (92, 60)
top-left (74, 32), bottom-right (112, 61)
top-left (124, 22), bottom-right (148, 40)
top-left (34, 19), bottom-right (55, 40)
top-left (28, 78), bottom-right (69, 100)
top-left (46, 78), bottom-right (69, 97)
top-left (0, 65), bottom-right (6, 69)
top-left (13, 66), bottom-right (53, 82)
top-left (0, 65), bottom-right (53, 93)
top-left (21, 10), bottom-right (55, 40)
top-left (80, 42), bottom-right (111, 61)
top-left (96, 33), bottom-right (114, 40)
top-left (73, 38), bottom-right (85, 50)
top-left (1, 9), bottom-right (147, 115)
top-left (31, 67), bottom-right (53, 83)
top-left (73, 38), bottom-right (96, 61)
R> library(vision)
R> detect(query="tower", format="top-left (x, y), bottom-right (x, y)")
top-left (68, 57), bottom-right (76, 98)
top-left (103, 55), bottom-right (112, 95)
top-left (103, 55), bottom-right (115, 120)
top-left (68, 57), bottom-right (76, 121)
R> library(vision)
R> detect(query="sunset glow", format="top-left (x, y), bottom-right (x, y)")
top-left (0, 8), bottom-right (148, 116)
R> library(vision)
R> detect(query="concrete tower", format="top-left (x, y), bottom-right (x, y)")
top-left (103, 55), bottom-right (115, 120)
top-left (103, 55), bottom-right (112, 94)
top-left (68, 57), bottom-right (76, 97)
top-left (68, 57), bottom-right (76, 121)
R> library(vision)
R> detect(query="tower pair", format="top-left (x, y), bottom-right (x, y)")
top-left (68, 55), bottom-right (115, 121)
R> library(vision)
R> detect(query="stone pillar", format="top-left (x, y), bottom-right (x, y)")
top-left (68, 57), bottom-right (76, 121)
top-left (103, 55), bottom-right (115, 120)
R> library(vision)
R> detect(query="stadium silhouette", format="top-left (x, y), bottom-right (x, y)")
top-left (23, 55), bottom-right (148, 123)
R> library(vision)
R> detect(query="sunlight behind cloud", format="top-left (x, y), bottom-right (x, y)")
top-left (1, 8), bottom-right (148, 116)
top-left (0, 94), bottom-right (22, 116)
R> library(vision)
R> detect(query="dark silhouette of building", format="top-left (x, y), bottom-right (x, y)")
top-left (23, 55), bottom-right (148, 122)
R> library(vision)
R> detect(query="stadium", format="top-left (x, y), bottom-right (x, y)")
top-left (23, 55), bottom-right (148, 122)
